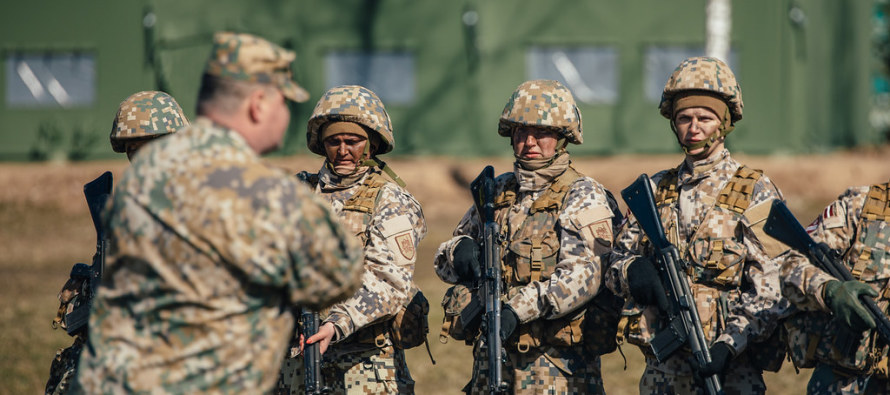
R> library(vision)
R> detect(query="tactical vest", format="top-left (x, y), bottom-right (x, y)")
top-left (618, 165), bottom-right (785, 371)
top-left (786, 182), bottom-right (890, 376)
top-left (494, 166), bottom-right (622, 354)
top-left (299, 170), bottom-right (429, 350)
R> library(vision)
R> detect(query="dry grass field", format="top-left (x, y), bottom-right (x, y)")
top-left (3, 149), bottom-right (890, 394)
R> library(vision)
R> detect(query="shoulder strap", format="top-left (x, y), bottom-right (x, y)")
top-left (655, 168), bottom-right (680, 206)
top-left (530, 166), bottom-right (584, 213)
top-left (342, 171), bottom-right (387, 214)
top-left (716, 165), bottom-right (763, 214)
top-left (861, 182), bottom-right (890, 221)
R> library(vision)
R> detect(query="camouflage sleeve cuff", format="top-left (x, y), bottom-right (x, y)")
top-left (324, 312), bottom-right (352, 343)
top-left (814, 276), bottom-right (837, 311)
top-left (715, 330), bottom-right (746, 356)
top-left (507, 291), bottom-right (539, 323)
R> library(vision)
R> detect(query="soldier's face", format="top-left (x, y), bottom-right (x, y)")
top-left (673, 107), bottom-right (724, 161)
top-left (254, 88), bottom-right (291, 154)
top-left (512, 126), bottom-right (559, 159)
top-left (323, 133), bottom-right (368, 174)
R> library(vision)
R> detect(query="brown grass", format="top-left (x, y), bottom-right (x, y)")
top-left (2, 150), bottom-right (889, 394)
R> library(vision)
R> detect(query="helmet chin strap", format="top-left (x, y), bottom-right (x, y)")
top-left (513, 138), bottom-right (568, 170)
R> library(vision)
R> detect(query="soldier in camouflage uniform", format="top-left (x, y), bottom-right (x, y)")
top-left (73, 32), bottom-right (364, 394)
top-left (435, 80), bottom-right (621, 394)
top-left (45, 90), bottom-right (187, 395)
top-left (781, 183), bottom-right (890, 394)
top-left (605, 57), bottom-right (798, 394)
top-left (277, 85), bottom-right (426, 394)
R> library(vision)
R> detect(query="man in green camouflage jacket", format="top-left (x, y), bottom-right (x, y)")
top-left (277, 85), bottom-right (427, 394)
top-left (435, 80), bottom-right (621, 394)
top-left (45, 90), bottom-right (188, 395)
top-left (781, 183), bottom-right (890, 394)
top-left (605, 57), bottom-right (799, 394)
top-left (73, 32), bottom-right (363, 394)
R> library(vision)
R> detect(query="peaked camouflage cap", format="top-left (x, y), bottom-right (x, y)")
top-left (498, 79), bottom-right (583, 145)
top-left (110, 91), bottom-right (188, 153)
top-left (204, 32), bottom-right (309, 103)
top-left (306, 85), bottom-right (394, 156)
top-left (659, 56), bottom-right (743, 122)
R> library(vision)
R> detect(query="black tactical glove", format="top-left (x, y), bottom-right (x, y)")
top-left (823, 280), bottom-right (877, 333)
top-left (453, 238), bottom-right (482, 282)
top-left (500, 304), bottom-right (519, 341)
top-left (698, 342), bottom-right (733, 376)
top-left (627, 256), bottom-right (670, 312)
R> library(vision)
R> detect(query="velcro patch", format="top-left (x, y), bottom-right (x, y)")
top-left (571, 204), bottom-right (613, 229)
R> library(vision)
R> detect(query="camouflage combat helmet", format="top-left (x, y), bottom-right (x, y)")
top-left (659, 56), bottom-right (743, 123)
top-left (110, 91), bottom-right (188, 153)
top-left (498, 79), bottom-right (583, 145)
top-left (306, 85), bottom-right (394, 156)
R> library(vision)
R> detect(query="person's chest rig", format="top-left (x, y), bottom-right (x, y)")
top-left (493, 167), bottom-right (583, 291)
top-left (302, 170), bottom-right (387, 244)
top-left (652, 165), bottom-right (763, 289)
top-left (491, 167), bottom-right (618, 353)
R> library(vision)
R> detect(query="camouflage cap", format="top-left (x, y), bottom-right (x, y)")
top-left (659, 56), bottom-right (743, 122)
top-left (204, 32), bottom-right (309, 103)
top-left (306, 85), bottom-right (394, 156)
top-left (110, 91), bottom-right (188, 153)
top-left (498, 80), bottom-right (583, 145)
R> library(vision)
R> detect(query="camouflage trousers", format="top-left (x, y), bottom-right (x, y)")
top-left (464, 342), bottom-right (604, 395)
top-left (640, 355), bottom-right (765, 395)
top-left (45, 336), bottom-right (84, 395)
top-left (278, 343), bottom-right (413, 394)
top-left (807, 363), bottom-right (890, 394)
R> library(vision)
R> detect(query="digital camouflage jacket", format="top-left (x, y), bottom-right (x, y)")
top-left (606, 149), bottom-right (795, 375)
top-left (75, 117), bottom-right (363, 394)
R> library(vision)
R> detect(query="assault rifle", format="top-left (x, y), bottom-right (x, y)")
top-left (764, 200), bottom-right (890, 343)
top-left (301, 310), bottom-right (329, 394)
top-left (471, 165), bottom-right (508, 394)
top-left (64, 171), bottom-right (113, 336)
top-left (622, 174), bottom-right (723, 395)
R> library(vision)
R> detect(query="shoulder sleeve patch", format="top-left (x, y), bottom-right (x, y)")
top-left (380, 215), bottom-right (416, 263)
top-left (571, 204), bottom-right (614, 249)
top-left (820, 202), bottom-right (847, 229)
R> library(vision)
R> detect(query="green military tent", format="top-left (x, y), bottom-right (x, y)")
top-left (0, 0), bottom-right (883, 160)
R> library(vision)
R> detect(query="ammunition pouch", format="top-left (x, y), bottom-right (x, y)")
top-left (439, 284), bottom-right (480, 344)
top-left (389, 288), bottom-right (430, 350)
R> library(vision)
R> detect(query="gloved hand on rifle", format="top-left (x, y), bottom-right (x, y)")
top-left (453, 238), bottom-right (482, 282)
top-left (627, 256), bottom-right (671, 313)
top-left (698, 342), bottom-right (733, 376)
top-left (823, 279), bottom-right (878, 333)
top-left (500, 303), bottom-right (519, 341)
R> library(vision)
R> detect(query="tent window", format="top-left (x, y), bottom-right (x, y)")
top-left (325, 51), bottom-right (415, 105)
top-left (644, 46), bottom-right (738, 102)
top-left (526, 46), bottom-right (618, 105)
top-left (5, 52), bottom-right (96, 108)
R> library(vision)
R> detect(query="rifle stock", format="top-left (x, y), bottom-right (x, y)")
top-left (764, 200), bottom-right (890, 344)
top-left (621, 174), bottom-right (723, 395)
top-left (471, 165), bottom-right (507, 394)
